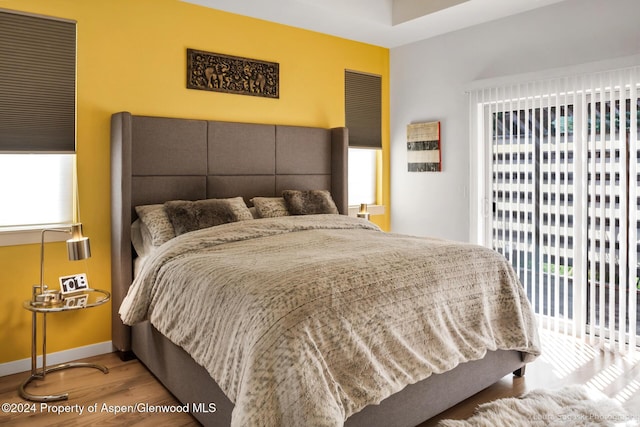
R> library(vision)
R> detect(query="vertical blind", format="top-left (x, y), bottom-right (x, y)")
top-left (469, 66), bottom-right (640, 357)
top-left (0, 10), bottom-right (76, 152)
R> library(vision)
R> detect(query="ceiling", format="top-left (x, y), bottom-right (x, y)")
top-left (181, 0), bottom-right (567, 48)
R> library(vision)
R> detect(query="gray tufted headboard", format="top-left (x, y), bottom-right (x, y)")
top-left (110, 111), bottom-right (348, 353)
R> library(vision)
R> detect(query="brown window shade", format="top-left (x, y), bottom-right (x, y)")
top-left (0, 10), bottom-right (76, 152)
top-left (345, 70), bottom-right (382, 149)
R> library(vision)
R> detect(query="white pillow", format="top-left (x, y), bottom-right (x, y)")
top-left (131, 219), bottom-right (146, 257)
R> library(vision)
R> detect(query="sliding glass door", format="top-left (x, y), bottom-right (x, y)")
top-left (586, 96), bottom-right (639, 348)
top-left (469, 68), bottom-right (639, 355)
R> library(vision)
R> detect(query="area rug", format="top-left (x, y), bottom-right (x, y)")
top-left (438, 385), bottom-right (639, 426)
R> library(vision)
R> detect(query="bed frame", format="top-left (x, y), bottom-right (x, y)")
top-left (110, 111), bottom-right (526, 426)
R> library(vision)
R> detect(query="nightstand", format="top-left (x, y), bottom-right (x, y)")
top-left (19, 288), bottom-right (111, 402)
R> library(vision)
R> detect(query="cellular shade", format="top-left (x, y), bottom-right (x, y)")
top-left (0, 10), bottom-right (76, 152)
top-left (345, 70), bottom-right (382, 149)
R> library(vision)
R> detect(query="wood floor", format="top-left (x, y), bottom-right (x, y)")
top-left (1, 329), bottom-right (639, 426)
top-left (420, 328), bottom-right (640, 426)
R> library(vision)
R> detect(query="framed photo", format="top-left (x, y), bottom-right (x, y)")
top-left (407, 121), bottom-right (441, 172)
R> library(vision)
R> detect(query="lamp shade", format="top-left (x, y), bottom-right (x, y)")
top-left (66, 223), bottom-right (91, 261)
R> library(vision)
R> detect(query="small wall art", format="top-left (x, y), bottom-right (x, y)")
top-left (187, 48), bottom-right (279, 99)
top-left (407, 121), bottom-right (441, 172)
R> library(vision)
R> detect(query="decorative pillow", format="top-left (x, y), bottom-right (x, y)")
top-left (130, 219), bottom-right (146, 257)
top-left (282, 190), bottom-right (339, 215)
top-left (164, 197), bottom-right (253, 235)
top-left (135, 204), bottom-right (176, 247)
top-left (251, 197), bottom-right (290, 218)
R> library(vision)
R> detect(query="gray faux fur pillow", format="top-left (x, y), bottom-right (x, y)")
top-left (251, 197), bottom-right (290, 218)
top-left (164, 197), bottom-right (253, 235)
top-left (282, 190), bottom-right (339, 215)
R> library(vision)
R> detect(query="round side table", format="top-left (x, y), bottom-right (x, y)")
top-left (19, 288), bottom-right (111, 402)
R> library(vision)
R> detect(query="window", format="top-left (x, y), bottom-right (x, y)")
top-left (345, 70), bottom-right (382, 207)
top-left (0, 10), bottom-right (77, 243)
top-left (348, 148), bottom-right (378, 205)
top-left (0, 154), bottom-right (74, 229)
top-left (470, 66), bottom-right (639, 355)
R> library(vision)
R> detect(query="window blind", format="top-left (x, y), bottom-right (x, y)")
top-left (469, 66), bottom-right (639, 358)
top-left (345, 70), bottom-right (382, 149)
top-left (0, 10), bottom-right (76, 152)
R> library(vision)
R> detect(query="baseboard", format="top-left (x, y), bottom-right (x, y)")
top-left (0, 341), bottom-right (113, 377)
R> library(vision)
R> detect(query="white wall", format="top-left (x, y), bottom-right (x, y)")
top-left (390, 0), bottom-right (640, 241)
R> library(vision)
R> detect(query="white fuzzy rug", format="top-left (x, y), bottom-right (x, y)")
top-left (438, 385), bottom-right (639, 427)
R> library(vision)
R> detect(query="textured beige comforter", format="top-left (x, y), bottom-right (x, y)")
top-left (120, 215), bottom-right (540, 427)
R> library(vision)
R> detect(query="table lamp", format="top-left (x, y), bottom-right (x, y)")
top-left (31, 223), bottom-right (91, 306)
top-left (32, 155), bottom-right (92, 305)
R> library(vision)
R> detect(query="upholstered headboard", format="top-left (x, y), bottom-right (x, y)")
top-left (110, 111), bottom-right (348, 354)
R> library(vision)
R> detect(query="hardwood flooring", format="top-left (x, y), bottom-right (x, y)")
top-left (0, 329), bottom-right (638, 426)
top-left (419, 328), bottom-right (640, 426)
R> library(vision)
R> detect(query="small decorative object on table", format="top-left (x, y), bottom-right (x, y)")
top-left (59, 273), bottom-right (89, 295)
top-left (357, 203), bottom-right (370, 221)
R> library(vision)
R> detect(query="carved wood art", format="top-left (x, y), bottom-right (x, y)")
top-left (187, 48), bottom-right (279, 99)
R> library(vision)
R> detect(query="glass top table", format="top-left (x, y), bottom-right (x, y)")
top-left (19, 288), bottom-right (111, 402)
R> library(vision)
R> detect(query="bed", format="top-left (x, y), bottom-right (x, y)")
top-left (110, 111), bottom-right (540, 427)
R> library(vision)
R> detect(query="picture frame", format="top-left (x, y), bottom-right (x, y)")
top-left (407, 121), bottom-right (441, 172)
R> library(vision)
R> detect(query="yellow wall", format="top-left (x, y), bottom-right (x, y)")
top-left (0, 0), bottom-right (389, 364)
